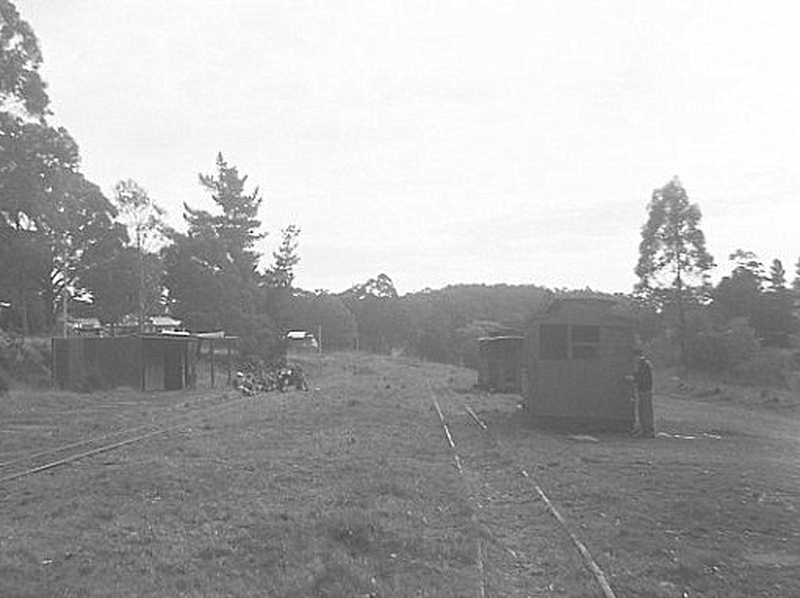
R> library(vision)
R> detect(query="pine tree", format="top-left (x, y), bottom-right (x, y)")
top-left (164, 154), bottom-right (273, 354)
top-left (269, 225), bottom-right (301, 289)
top-left (186, 153), bottom-right (263, 276)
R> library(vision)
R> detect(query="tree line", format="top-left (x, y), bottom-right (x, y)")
top-left (0, 2), bottom-right (299, 356)
top-left (2, 1), bottom-right (798, 382)
top-left (632, 177), bottom-right (799, 380)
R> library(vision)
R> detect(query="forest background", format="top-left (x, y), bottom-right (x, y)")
top-left (1, 0), bottom-right (798, 389)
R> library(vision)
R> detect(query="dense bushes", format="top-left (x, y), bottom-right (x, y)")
top-left (0, 332), bottom-right (51, 387)
top-left (685, 318), bottom-right (759, 373)
top-left (731, 348), bottom-right (790, 387)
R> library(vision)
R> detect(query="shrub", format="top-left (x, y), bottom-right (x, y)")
top-left (685, 318), bottom-right (758, 373)
top-left (732, 348), bottom-right (790, 387)
top-left (0, 332), bottom-right (51, 386)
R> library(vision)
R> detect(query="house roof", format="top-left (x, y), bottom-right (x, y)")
top-left (69, 317), bottom-right (102, 328)
top-left (286, 330), bottom-right (314, 340)
top-left (530, 296), bottom-right (636, 326)
top-left (150, 315), bottom-right (182, 327)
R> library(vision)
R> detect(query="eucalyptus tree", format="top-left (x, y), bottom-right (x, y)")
top-left (634, 177), bottom-right (714, 362)
top-left (0, 0), bottom-right (49, 117)
top-left (1, 1), bottom-right (122, 332)
top-left (111, 179), bottom-right (166, 329)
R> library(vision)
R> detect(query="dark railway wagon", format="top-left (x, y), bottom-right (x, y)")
top-left (477, 336), bottom-right (523, 393)
top-left (523, 297), bottom-right (636, 431)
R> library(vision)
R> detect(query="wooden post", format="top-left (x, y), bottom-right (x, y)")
top-left (62, 289), bottom-right (68, 337)
top-left (226, 340), bottom-right (232, 386)
top-left (140, 337), bottom-right (146, 391)
top-left (210, 338), bottom-right (215, 388)
top-left (183, 340), bottom-right (189, 389)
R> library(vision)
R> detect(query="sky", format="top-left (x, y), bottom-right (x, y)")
top-left (14, 0), bottom-right (800, 295)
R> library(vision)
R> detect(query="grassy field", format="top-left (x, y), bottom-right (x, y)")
top-left (1, 352), bottom-right (798, 597)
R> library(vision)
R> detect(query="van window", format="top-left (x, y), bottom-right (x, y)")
top-left (540, 324), bottom-right (568, 360)
top-left (571, 325), bottom-right (600, 359)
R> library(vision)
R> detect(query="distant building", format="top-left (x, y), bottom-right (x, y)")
top-left (286, 330), bottom-right (318, 351)
top-left (113, 314), bottom-right (183, 335)
top-left (67, 317), bottom-right (104, 337)
top-left (147, 315), bottom-right (183, 333)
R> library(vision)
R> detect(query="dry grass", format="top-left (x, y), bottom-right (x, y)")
top-left (1, 352), bottom-right (799, 596)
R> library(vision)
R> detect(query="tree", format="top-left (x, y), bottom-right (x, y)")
top-left (113, 179), bottom-right (166, 252)
top-left (750, 291), bottom-right (794, 347)
top-left (45, 170), bottom-right (126, 328)
top-left (635, 177), bottom-right (714, 363)
top-left (711, 251), bottom-right (795, 348)
top-left (0, 0), bottom-right (50, 118)
top-left (268, 225), bottom-right (301, 288)
top-left (768, 259), bottom-right (786, 292)
top-left (712, 250), bottom-right (764, 320)
top-left (0, 113), bottom-right (80, 333)
top-left (345, 273), bottom-right (399, 300)
top-left (263, 225), bottom-right (301, 330)
top-left (713, 267), bottom-right (761, 320)
top-left (80, 248), bottom-right (138, 327)
top-left (729, 249), bottom-right (765, 288)
top-left (793, 256), bottom-right (800, 292)
top-left (1, 2), bottom-right (118, 335)
top-left (163, 154), bottom-right (274, 355)
top-left (285, 289), bottom-right (357, 350)
top-left (189, 153), bottom-right (263, 276)
top-left (112, 179), bottom-right (166, 329)
top-left (340, 274), bottom-right (407, 353)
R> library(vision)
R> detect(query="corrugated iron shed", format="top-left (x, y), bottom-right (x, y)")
top-left (51, 334), bottom-right (239, 392)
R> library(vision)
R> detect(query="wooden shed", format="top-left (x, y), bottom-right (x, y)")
top-left (52, 335), bottom-right (196, 392)
top-left (522, 297), bottom-right (636, 431)
top-left (477, 335), bottom-right (523, 393)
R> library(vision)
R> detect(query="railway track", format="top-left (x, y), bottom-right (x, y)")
top-left (0, 392), bottom-right (255, 486)
top-left (429, 383), bottom-right (616, 597)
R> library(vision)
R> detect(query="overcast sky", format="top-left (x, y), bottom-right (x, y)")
top-left (15, 0), bottom-right (800, 294)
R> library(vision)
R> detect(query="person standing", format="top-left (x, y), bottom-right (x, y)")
top-left (631, 348), bottom-right (655, 438)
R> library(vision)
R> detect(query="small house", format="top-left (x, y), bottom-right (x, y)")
top-left (67, 317), bottom-right (104, 337)
top-left (477, 335), bottom-right (523, 393)
top-left (522, 297), bottom-right (636, 431)
top-left (146, 315), bottom-right (183, 334)
top-left (286, 330), bottom-right (318, 351)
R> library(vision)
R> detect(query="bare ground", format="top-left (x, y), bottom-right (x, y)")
top-left (1, 352), bottom-right (798, 597)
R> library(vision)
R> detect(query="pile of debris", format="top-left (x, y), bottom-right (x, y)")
top-left (234, 359), bottom-right (309, 395)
